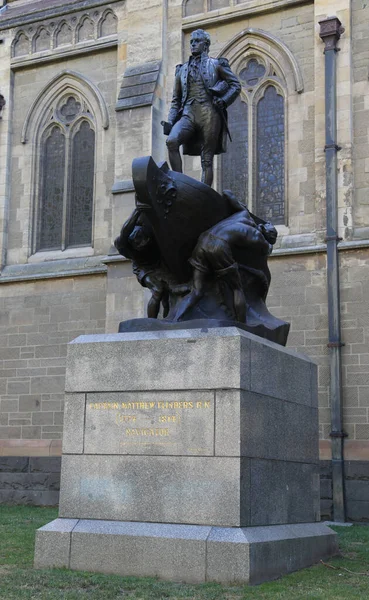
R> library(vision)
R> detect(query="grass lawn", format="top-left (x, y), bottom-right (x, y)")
top-left (0, 505), bottom-right (368, 599)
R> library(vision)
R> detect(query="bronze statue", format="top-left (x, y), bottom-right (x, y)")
top-left (173, 191), bottom-right (277, 323)
top-left (114, 204), bottom-right (189, 319)
top-left (114, 157), bottom-right (290, 346)
top-left (164, 29), bottom-right (241, 187)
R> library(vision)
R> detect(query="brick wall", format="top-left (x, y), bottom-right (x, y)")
top-left (268, 249), bottom-right (369, 453)
top-left (0, 456), bottom-right (60, 506)
top-left (320, 461), bottom-right (369, 522)
top-left (0, 274), bottom-right (106, 450)
top-left (352, 0), bottom-right (369, 233)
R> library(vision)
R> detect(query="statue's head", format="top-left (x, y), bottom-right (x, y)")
top-left (190, 29), bottom-right (211, 56)
top-left (128, 213), bottom-right (153, 251)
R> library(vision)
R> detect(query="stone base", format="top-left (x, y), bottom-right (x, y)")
top-left (34, 518), bottom-right (338, 585)
top-left (118, 317), bottom-right (290, 347)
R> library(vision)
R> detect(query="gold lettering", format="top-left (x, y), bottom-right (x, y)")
top-left (196, 401), bottom-right (202, 408)
top-left (158, 415), bottom-right (179, 423)
top-left (115, 413), bottom-right (137, 424)
top-left (204, 401), bottom-right (210, 408)
top-left (89, 402), bottom-right (120, 410)
top-left (125, 428), bottom-right (170, 437)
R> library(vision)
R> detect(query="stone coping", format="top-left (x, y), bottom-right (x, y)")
top-left (319, 440), bottom-right (369, 461)
top-left (182, 0), bottom-right (314, 30)
top-left (0, 0), bottom-right (122, 29)
top-left (10, 38), bottom-right (118, 70)
top-left (0, 439), bottom-right (62, 457)
top-left (0, 256), bottom-right (107, 283)
top-left (1, 440), bottom-right (368, 460)
top-left (111, 180), bottom-right (135, 194)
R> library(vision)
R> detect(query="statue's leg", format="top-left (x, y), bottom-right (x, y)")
top-left (166, 117), bottom-right (194, 173)
top-left (172, 269), bottom-right (206, 321)
top-left (162, 291), bottom-right (170, 318)
top-left (200, 108), bottom-right (222, 187)
top-left (214, 250), bottom-right (247, 324)
top-left (233, 287), bottom-right (247, 323)
top-left (147, 290), bottom-right (163, 319)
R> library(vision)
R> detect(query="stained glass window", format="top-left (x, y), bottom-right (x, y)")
top-left (68, 122), bottom-right (95, 246)
top-left (239, 59), bottom-right (266, 87)
top-left (37, 95), bottom-right (95, 252)
top-left (256, 86), bottom-right (285, 224)
top-left (221, 96), bottom-right (248, 204)
top-left (60, 96), bottom-right (81, 122)
top-left (39, 127), bottom-right (65, 250)
top-left (221, 58), bottom-right (286, 224)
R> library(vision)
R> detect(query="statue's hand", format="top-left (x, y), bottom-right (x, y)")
top-left (213, 97), bottom-right (226, 110)
top-left (143, 273), bottom-right (163, 295)
top-left (259, 222), bottom-right (278, 245)
top-left (161, 120), bottom-right (173, 136)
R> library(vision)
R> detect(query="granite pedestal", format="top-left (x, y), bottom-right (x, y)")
top-left (34, 327), bottom-right (338, 584)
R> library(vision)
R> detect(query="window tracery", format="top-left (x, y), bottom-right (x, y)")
top-left (36, 93), bottom-right (95, 252)
top-left (221, 55), bottom-right (286, 224)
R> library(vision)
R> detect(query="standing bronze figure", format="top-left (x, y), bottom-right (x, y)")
top-left (164, 29), bottom-right (241, 187)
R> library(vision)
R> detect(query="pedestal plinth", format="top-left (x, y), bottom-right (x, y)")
top-left (34, 327), bottom-right (338, 584)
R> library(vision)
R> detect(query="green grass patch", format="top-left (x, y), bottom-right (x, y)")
top-left (0, 505), bottom-right (368, 599)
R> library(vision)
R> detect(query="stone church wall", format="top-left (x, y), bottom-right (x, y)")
top-left (0, 0), bottom-right (368, 519)
top-left (0, 274), bottom-right (106, 456)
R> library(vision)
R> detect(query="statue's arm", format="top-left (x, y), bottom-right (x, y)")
top-left (114, 208), bottom-right (141, 260)
top-left (132, 262), bottom-right (155, 286)
top-left (217, 58), bottom-right (241, 107)
top-left (167, 65), bottom-right (183, 125)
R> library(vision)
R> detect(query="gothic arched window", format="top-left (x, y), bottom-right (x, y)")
top-left (221, 56), bottom-right (286, 225)
top-left (36, 94), bottom-right (95, 252)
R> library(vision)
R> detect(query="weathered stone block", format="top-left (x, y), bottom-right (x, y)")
top-left (65, 329), bottom-right (252, 393)
top-left (0, 489), bottom-right (59, 505)
top-left (0, 472), bottom-right (60, 490)
top-left (35, 518), bottom-right (338, 584)
top-left (215, 390), bottom-right (319, 462)
top-left (249, 459), bottom-right (320, 525)
top-left (59, 454), bottom-right (249, 527)
top-left (70, 520), bottom-right (210, 583)
top-left (34, 519), bottom-right (78, 569)
top-left (29, 457), bottom-right (62, 473)
top-left (346, 501), bottom-right (369, 522)
top-left (0, 457), bottom-right (29, 472)
top-left (249, 337), bottom-right (316, 406)
top-left (346, 480), bottom-right (369, 502)
top-left (62, 394), bottom-right (85, 454)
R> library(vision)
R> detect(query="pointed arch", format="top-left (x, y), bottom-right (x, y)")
top-left (218, 34), bottom-right (293, 224)
top-left (183, 0), bottom-right (204, 17)
top-left (76, 14), bottom-right (95, 43)
top-left (54, 20), bottom-right (73, 48)
top-left (12, 31), bottom-right (30, 58)
top-left (33, 26), bottom-right (51, 53)
top-left (21, 70), bottom-right (109, 144)
top-left (218, 28), bottom-right (304, 94)
top-left (98, 9), bottom-right (118, 38)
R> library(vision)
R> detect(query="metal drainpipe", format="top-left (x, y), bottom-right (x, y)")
top-left (319, 17), bottom-right (346, 522)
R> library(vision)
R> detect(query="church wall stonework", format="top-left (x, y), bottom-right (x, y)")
top-left (268, 250), bottom-right (369, 454)
top-left (0, 0), bottom-right (368, 518)
top-left (8, 48), bottom-right (117, 264)
top-left (0, 274), bottom-right (106, 457)
top-left (352, 0), bottom-right (369, 236)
